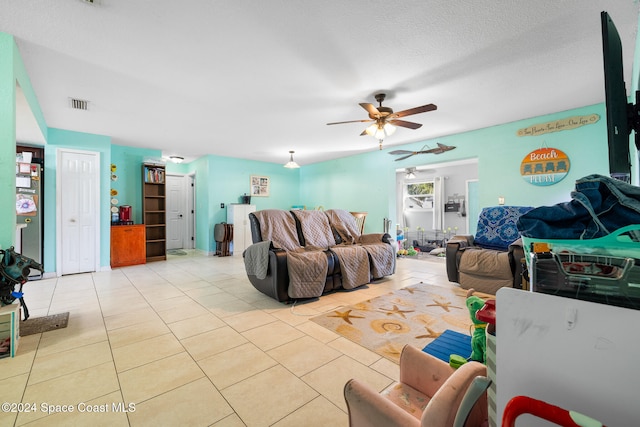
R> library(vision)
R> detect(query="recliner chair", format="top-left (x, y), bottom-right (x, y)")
top-left (446, 206), bottom-right (533, 294)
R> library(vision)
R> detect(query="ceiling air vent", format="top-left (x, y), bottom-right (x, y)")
top-left (69, 98), bottom-right (89, 111)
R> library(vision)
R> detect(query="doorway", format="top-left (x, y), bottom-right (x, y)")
top-left (466, 179), bottom-right (479, 236)
top-left (166, 174), bottom-right (195, 250)
top-left (56, 148), bottom-right (100, 275)
top-left (396, 158), bottom-right (478, 238)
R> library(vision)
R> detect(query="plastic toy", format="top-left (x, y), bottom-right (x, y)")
top-left (466, 289), bottom-right (487, 363)
top-left (449, 288), bottom-right (487, 367)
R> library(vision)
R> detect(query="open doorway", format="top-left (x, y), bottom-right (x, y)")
top-left (166, 173), bottom-right (196, 250)
top-left (395, 158), bottom-right (478, 250)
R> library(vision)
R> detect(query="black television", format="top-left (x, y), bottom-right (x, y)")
top-left (601, 11), bottom-right (640, 183)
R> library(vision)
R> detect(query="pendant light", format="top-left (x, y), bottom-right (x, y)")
top-left (284, 151), bottom-right (300, 168)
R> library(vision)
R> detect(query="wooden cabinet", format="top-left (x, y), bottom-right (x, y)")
top-left (227, 204), bottom-right (256, 255)
top-left (111, 224), bottom-right (146, 267)
top-left (143, 164), bottom-right (167, 262)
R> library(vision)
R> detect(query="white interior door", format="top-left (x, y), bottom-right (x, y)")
top-left (166, 175), bottom-right (186, 250)
top-left (57, 149), bottom-right (100, 275)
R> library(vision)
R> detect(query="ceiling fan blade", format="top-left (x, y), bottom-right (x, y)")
top-left (391, 103), bottom-right (437, 118)
top-left (388, 150), bottom-right (414, 155)
top-left (327, 119), bottom-right (373, 125)
top-left (394, 153), bottom-right (416, 161)
top-left (360, 103), bottom-right (381, 118)
top-left (389, 119), bottom-right (422, 130)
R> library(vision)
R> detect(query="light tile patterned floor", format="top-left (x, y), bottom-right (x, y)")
top-left (0, 252), bottom-right (449, 427)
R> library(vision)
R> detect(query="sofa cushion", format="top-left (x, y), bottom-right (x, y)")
top-left (330, 245), bottom-right (370, 289)
top-left (458, 249), bottom-right (513, 294)
top-left (286, 250), bottom-right (329, 298)
top-left (381, 382), bottom-right (429, 420)
top-left (291, 210), bottom-right (336, 248)
top-left (325, 209), bottom-right (361, 244)
top-left (252, 209), bottom-right (301, 251)
top-left (474, 206), bottom-right (533, 251)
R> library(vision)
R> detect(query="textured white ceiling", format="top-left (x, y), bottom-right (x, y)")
top-left (3, 0), bottom-right (640, 165)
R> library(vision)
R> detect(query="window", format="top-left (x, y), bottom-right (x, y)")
top-left (404, 181), bottom-right (434, 210)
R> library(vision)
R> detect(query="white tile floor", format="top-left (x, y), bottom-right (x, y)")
top-left (0, 252), bottom-right (450, 427)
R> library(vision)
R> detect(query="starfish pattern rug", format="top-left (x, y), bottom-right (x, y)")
top-left (310, 282), bottom-right (493, 363)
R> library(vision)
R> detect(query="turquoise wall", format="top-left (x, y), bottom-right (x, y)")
top-left (300, 104), bottom-right (609, 233)
top-left (111, 145), bottom-right (163, 225)
top-left (0, 33), bottom-right (46, 250)
top-left (184, 155), bottom-right (300, 253)
top-left (0, 34), bottom-right (16, 249)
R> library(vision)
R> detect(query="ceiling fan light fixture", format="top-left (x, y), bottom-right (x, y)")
top-left (405, 168), bottom-right (416, 179)
top-left (364, 123), bottom-right (378, 137)
top-left (365, 122), bottom-right (396, 140)
top-left (284, 150), bottom-right (300, 168)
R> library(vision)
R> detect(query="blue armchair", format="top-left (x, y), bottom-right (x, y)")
top-left (446, 206), bottom-right (533, 294)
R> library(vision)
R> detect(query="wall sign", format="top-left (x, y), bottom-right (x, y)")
top-left (517, 114), bottom-right (599, 137)
top-left (520, 147), bottom-right (570, 186)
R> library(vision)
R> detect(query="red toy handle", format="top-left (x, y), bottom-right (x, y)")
top-left (502, 396), bottom-right (605, 427)
top-left (476, 299), bottom-right (495, 324)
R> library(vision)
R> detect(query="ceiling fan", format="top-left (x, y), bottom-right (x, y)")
top-left (326, 93), bottom-right (437, 145)
top-left (389, 143), bottom-right (456, 161)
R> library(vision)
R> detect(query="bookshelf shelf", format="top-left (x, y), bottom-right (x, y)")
top-left (142, 164), bottom-right (166, 261)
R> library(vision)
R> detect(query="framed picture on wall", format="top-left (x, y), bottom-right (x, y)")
top-left (250, 175), bottom-right (270, 197)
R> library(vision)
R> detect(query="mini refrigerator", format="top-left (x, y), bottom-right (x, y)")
top-left (16, 162), bottom-right (43, 279)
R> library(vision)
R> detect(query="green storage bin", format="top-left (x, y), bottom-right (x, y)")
top-left (522, 225), bottom-right (640, 267)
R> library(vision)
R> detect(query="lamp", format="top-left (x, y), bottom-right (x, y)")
top-left (168, 156), bottom-right (184, 164)
top-left (284, 150), bottom-right (300, 168)
top-left (365, 122), bottom-right (396, 140)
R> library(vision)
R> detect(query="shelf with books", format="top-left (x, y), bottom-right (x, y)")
top-left (142, 163), bottom-right (166, 261)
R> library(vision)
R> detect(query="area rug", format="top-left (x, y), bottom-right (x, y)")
top-left (167, 249), bottom-right (188, 256)
top-left (310, 283), bottom-right (493, 363)
top-left (20, 312), bottom-right (69, 336)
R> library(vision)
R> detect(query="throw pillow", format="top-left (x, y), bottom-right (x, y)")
top-left (474, 206), bottom-right (533, 251)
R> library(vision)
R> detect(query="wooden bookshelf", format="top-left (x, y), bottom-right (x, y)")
top-left (142, 164), bottom-right (166, 262)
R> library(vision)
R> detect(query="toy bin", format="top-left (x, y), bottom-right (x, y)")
top-left (522, 224), bottom-right (640, 266)
top-left (530, 251), bottom-right (640, 310)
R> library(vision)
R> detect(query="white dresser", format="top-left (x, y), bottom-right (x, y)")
top-left (226, 204), bottom-right (256, 255)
